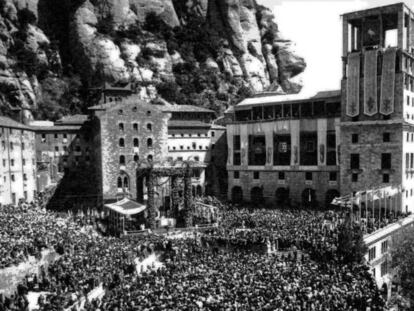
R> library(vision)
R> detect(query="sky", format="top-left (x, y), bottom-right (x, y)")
top-left (258, 0), bottom-right (414, 95)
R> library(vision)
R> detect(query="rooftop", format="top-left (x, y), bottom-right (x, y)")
top-left (0, 116), bottom-right (31, 130)
top-left (56, 114), bottom-right (88, 125)
top-left (168, 120), bottom-right (212, 128)
top-left (236, 90), bottom-right (341, 109)
top-left (162, 105), bottom-right (215, 114)
top-left (30, 125), bottom-right (82, 132)
top-left (342, 2), bottom-right (407, 18)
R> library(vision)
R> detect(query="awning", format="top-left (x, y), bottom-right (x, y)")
top-left (105, 198), bottom-right (146, 215)
top-left (331, 185), bottom-right (401, 207)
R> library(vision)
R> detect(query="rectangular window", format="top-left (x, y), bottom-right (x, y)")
top-left (248, 135), bottom-right (266, 166)
top-left (383, 133), bottom-right (390, 142)
top-left (234, 171), bottom-right (239, 179)
top-left (411, 153), bottom-right (414, 169)
top-left (55, 146), bottom-right (59, 152)
top-left (351, 134), bottom-right (359, 143)
top-left (368, 247), bottom-right (376, 261)
top-left (305, 172), bottom-right (312, 181)
top-left (2, 159), bottom-right (5, 167)
top-left (329, 172), bottom-right (337, 181)
top-left (21, 143), bottom-right (25, 150)
top-left (383, 174), bottom-right (390, 183)
top-left (22, 159), bottom-right (25, 166)
top-left (233, 135), bottom-right (241, 166)
top-left (11, 159), bottom-right (14, 166)
top-left (380, 261), bottom-right (388, 277)
top-left (23, 174), bottom-right (27, 181)
top-left (274, 134), bottom-right (291, 166)
top-left (350, 154), bottom-right (360, 169)
top-left (381, 153), bottom-right (391, 169)
top-left (381, 240), bottom-right (388, 254)
top-left (54, 134), bottom-right (58, 139)
top-left (352, 173), bottom-right (358, 182)
top-left (300, 132), bottom-right (317, 166)
top-left (253, 171), bottom-right (260, 179)
top-left (278, 172), bottom-right (285, 180)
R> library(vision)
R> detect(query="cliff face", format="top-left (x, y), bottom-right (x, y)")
top-left (0, 0), bottom-right (306, 121)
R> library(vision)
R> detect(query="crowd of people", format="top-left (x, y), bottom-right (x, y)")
top-left (0, 199), bottom-right (393, 311)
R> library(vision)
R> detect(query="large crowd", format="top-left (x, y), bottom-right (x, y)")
top-left (0, 199), bottom-right (394, 311)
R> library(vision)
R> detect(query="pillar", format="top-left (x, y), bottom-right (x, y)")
top-left (171, 175), bottom-right (179, 218)
top-left (291, 120), bottom-right (300, 166)
top-left (146, 172), bottom-right (156, 229)
top-left (317, 119), bottom-right (327, 166)
top-left (343, 17), bottom-right (349, 57)
top-left (398, 8), bottom-right (405, 49)
top-left (184, 171), bottom-right (193, 227)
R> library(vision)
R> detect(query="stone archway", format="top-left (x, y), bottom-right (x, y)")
top-left (232, 186), bottom-right (243, 203)
top-left (251, 187), bottom-right (264, 205)
top-left (275, 188), bottom-right (289, 207)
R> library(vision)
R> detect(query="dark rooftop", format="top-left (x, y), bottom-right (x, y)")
top-left (168, 120), bottom-right (212, 128)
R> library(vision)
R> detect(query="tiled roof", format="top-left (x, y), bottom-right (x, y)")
top-left (168, 120), bottom-right (212, 128)
top-left (162, 105), bottom-right (215, 113)
top-left (0, 116), bottom-right (31, 130)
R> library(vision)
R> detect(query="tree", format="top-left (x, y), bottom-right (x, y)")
top-left (390, 225), bottom-right (414, 305)
top-left (337, 220), bottom-right (368, 264)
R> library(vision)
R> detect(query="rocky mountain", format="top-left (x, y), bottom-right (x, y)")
top-left (0, 0), bottom-right (305, 121)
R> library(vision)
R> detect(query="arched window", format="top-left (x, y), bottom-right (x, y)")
top-left (133, 138), bottom-right (139, 147)
top-left (134, 154), bottom-right (139, 162)
top-left (147, 123), bottom-right (152, 131)
top-left (123, 176), bottom-right (129, 188)
top-left (119, 123), bottom-right (124, 131)
top-left (119, 138), bottom-right (125, 147)
top-left (119, 155), bottom-right (125, 165)
top-left (118, 109), bottom-right (123, 115)
top-left (147, 138), bottom-right (153, 148)
top-left (117, 177), bottom-right (123, 188)
top-left (147, 155), bottom-right (153, 162)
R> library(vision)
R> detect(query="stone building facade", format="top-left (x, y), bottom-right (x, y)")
top-left (340, 3), bottom-right (414, 214)
top-left (89, 98), bottom-right (170, 205)
top-left (0, 117), bottom-right (36, 205)
top-left (226, 91), bottom-right (341, 207)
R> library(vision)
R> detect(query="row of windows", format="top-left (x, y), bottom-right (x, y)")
top-left (351, 132), bottom-right (390, 144)
top-left (1, 141), bottom-right (26, 150)
top-left (405, 153), bottom-right (414, 170)
top-left (41, 133), bottom-right (69, 139)
top-left (4, 173), bottom-right (30, 182)
top-left (233, 171), bottom-right (338, 182)
top-left (119, 138), bottom-right (141, 148)
top-left (0, 128), bottom-right (25, 135)
top-left (350, 153), bottom-right (391, 170)
top-left (170, 132), bottom-right (215, 138)
top-left (119, 123), bottom-right (152, 132)
top-left (118, 108), bottom-right (152, 116)
top-left (368, 240), bottom-right (389, 262)
top-left (169, 144), bottom-right (211, 151)
top-left (119, 154), bottom-right (153, 165)
top-left (2, 158), bottom-right (35, 167)
top-left (351, 173), bottom-right (390, 183)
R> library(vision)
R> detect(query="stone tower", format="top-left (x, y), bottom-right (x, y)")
top-left (340, 3), bottom-right (414, 213)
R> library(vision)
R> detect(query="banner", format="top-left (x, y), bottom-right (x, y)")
top-left (364, 49), bottom-right (378, 116)
top-left (346, 52), bottom-right (361, 117)
top-left (380, 47), bottom-right (397, 115)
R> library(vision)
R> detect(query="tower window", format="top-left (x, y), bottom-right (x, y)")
top-left (305, 172), bottom-right (312, 181)
top-left (350, 154), bottom-right (360, 169)
top-left (352, 173), bottom-right (358, 182)
top-left (133, 123), bottom-right (138, 131)
top-left (119, 138), bottom-right (125, 147)
top-left (119, 155), bottom-right (126, 165)
top-left (383, 133), bottom-right (390, 142)
top-left (381, 153), bottom-right (391, 169)
top-left (119, 123), bottom-right (124, 131)
top-left (329, 172), bottom-right (337, 181)
top-left (383, 174), bottom-right (390, 183)
top-left (253, 171), bottom-right (260, 179)
top-left (351, 134), bottom-right (359, 143)
top-left (234, 171), bottom-right (239, 179)
top-left (147, 123), bottom-right (152, 131)
top-left (133, 138), bottom-right (139, 147)
top-left (278, 172), bottom-right (285, 180)
top-left (147, 138), bottom-right (153, 148)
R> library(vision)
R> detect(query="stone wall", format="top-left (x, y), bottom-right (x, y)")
top-left (95, 100), bottom-right (169, 203)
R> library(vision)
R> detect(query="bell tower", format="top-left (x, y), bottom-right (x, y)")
top-left (340, 3), bottom-right (414, 213)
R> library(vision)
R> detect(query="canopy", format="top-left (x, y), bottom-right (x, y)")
top-left (105, 198), bottom-right (146, 215)
top-left (331, 185), bottom-right (401, 207)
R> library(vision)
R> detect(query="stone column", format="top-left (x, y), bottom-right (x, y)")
top-left (184, 170), bottom-right (193, 227)
top-left (171, 175), bottom-right (179, 218)
top-left (398, 8), bottom-right (405, 49)
top-left (291, 120), bottom-right (300, 166)
top-left (146, 172), bottom-right (156, 229)
top-left (265, 123), bottom-right (274, 169)
top-left (317, 119), bottom-right (327, 166)
top-left (343, 17), bottom-right (349, 57)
